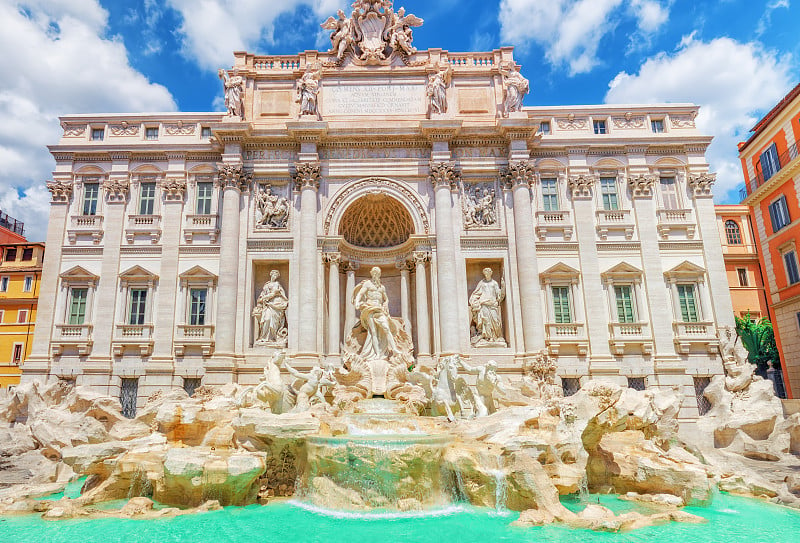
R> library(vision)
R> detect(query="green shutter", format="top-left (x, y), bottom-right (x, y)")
top-left (677, 284), bottom-right (699, 322)
top-left (614, 285), bottom-right (635, 323)
top-left (552, 287), bottom-right (571, 323)
top-left (69, 288), bottom-right (87, 325)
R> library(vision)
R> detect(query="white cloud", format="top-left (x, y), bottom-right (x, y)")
top-left (605, 35), bottom-right (795, 202)
top-left (498, 0), bottom-right (670, 75)
top-left (756, 0), bottom-right (790, 36)
top-left (166, 0), bottom-right (345, 71)
top-left (0, 0), bottom-right (176, 242)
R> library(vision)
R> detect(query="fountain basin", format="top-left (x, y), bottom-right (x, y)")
top-left (298, 434), bottom-right (454, 511)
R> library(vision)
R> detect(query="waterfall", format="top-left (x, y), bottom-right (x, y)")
top-left (578, 473), bottom-right (589, 504)
top-left (488, 469), bottom-right (508, 513)
top-left (127, 464), bottom-right (152, 499)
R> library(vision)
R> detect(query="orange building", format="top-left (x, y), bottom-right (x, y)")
top-left (0, 210), bottom-right (26, 244)
top-left (715, 205), bottom-right (769, 320)
top-left (739, 82), bottom-right (800, 398)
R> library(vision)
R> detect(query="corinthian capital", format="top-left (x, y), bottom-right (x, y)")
top-left (501, 160), bottom-right (535, 188)
top-left (103, 178), bottom-right (130, 203)
top-left (293, 162), bottom-right (321, 191)
top-left (688, 173), bottom-right (716, 198)
top-left (567, 174), bottom-right (595, 199)
top-left (161, 178), bottom-right (187, 202)
top-left (429, 161), bottom-right (459, 189)
top-left (216, 163), bottom-right (251, 191)
top-left (47, 180), bottom-right (73, 204)
top-left (628, 174), bottom-right (657, 198)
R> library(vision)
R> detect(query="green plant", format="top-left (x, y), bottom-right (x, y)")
top-left (734, 314), bottom-right (781, 373)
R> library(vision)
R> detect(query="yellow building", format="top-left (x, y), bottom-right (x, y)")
top-left (0, 242), bottom-right (44, 388)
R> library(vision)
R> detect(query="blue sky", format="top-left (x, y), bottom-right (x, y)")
top-left (1, 0), bottom-right (798, 241)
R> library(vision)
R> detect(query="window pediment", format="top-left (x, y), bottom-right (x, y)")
top-left (60, 266), bottom-right (99, 286)
top-left (119, 265), bottom-right (158, 287)
top-left (179, 265), bottom-right (217, 287)
top-left (602, 262), bottom-right (643, 284)
top-left (664, 260), bottom-right (706, 282)
top-left (540, 262), bottom-right (580, 284)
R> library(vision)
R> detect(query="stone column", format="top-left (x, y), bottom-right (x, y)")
top-left (22, 180), bottom-right (73, 380)
top-left (295, 162), bottom-right (321, 356)
top-left (504, 161), bottom-right (545, 354)
top-left (343, 262), bottom-right (358, 333)
top-left (430, 162), bottom-right (461, 354)
top-left (413, 252), bottom-right (431, 358)
top-left (397, 260), bottom-right (412, 334)
top-left (324, 252), bottom-right (341, 355)
top-left (213, 164), bottom-right (249, 357)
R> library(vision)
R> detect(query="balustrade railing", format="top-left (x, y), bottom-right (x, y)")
top-left (745, 139), bottom-right (800, 196)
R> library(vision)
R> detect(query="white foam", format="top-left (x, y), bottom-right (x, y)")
top-left (287, 500), bottom-right (469, 520)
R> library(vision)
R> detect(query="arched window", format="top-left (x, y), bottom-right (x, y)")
top-left (725, 220), bottom-right (743, 245)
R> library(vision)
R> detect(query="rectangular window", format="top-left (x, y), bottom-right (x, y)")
top-left (12, 344), bottom-right (23, 364)
top-left (201, 127), bottom-right (212, 139)
top-left (600, 177), bottom-right (619, 210)
top-left (138, 181), bottom-right (156, 215)
top-left (5, 248), bottom-right (17, 262)
top-left (737, 268), bottom-right (749, 287)
top-left (120, 378), bottom-right (139, 419)
top-left (128, 289), bottom-right (147, 325)
top-left (17, 309), bottom-right (28, 323)
top-left (593, 119), bottom-right (607, 134)
top-left (22, 248), bottom-right (33, 261)
top-left (552, 286), bottom-right (572, 323)
top-left (189, 288), bottom-right (207, 326)
top-left (693, 376), bottom-right (712, 415)
top-left (83, 182), bottom-right (99, 216)
top-left (0, 277), bottom-right (7, 292)
top-left (23, 276), bottom-right (33, 292)
top-left (183, 378), bottom-right (202, 397)
top-left (614, 285), bottom-right (636, 323)
top-left (541, 178), bottom-right (559, 211)
top-left (677, 284), bottom-right (700, 322)
top-left (196, 182), bottom-right (213, 215)
top-left (627, 377), bottom-right (646, 391)
top-left (660, 177), bottom-right (679, 210)
top-left (68, 288), bottom-right (88, 325)
top-left (145, 127), bottom-right (159, 140)
top-left (769, 196), bottom-right (792, 233)
top-left (651, 119), bottom-right (665, 133)
top-left (784, 250), bottom-right (800, 285)
top-left (91, 128), bottom-right (104, 141)
top-left (759, 143), bottom-right (780, 181)
top-left (539, 121), bottom-right (551, 135)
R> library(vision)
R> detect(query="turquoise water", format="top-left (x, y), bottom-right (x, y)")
top-left (32, 477), bottom-right (87, 501)
top-left (2, 493), bottom-right (799, 543)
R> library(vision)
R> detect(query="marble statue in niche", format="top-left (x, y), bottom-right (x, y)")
top-left (426, 65), bottom-right (451, 115)
top-left (218, 69), bottom-right (244, 119)
top-left (469, 267), bottom-right (507, 347)
top-left (256, 184), bottom-right (289, 229)
top-left (462, 183), bottom-right (497, 228)
top-left (500, 63), bottom-right (529, 117)
top-left (296, 65), bottom-right (321, 118)
top-left (253, 270), bottom-right (289, 346)
top-left (352, 266), bottom-right (400, 360)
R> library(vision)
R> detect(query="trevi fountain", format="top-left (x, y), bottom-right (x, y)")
top-left (4, 1), bottom-right (800, 541)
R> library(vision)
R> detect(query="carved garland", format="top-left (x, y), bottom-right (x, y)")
top-left (324, 177), bottom-right (430, 235)
top-left (47, 181), bottom-right (73, 203)
top-left (628, 174), bottom-right (657, 198)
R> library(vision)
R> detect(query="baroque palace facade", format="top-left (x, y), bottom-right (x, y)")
top-left (23, 2), bottom-right (733, 418)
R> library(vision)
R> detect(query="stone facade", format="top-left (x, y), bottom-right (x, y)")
top-left (23, 3), bottom-right (733, 418)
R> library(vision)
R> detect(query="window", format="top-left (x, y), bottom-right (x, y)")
top-left (627, 377), bottom-right (646, 391)
top-left (201, 127), bottom-right (212, 139)
top-left (17, 309), bottom-right (28, 323)
top-left (593, 119), bottom-right (607, 134)
top-left (725, 220), bottom-right (743, 245)
top-left (552, 286), bottom-right (572, 323)
top-left (797, 311), bottom-right (800, 332)
top-left (189, 288), bottom-right (207, 326)
top-left (651, 119), bottom-right (665, 133)
top-left (693, 377), bottom-right (712, 416)
top-left (23, 276), bottom-right (33, 292)
top-left (0, 309), bottom-right (4, 322)
top-left (139, 181), bottom-right (156, 215)
top-left (759, 143), bottom-right (780, 181)
top-left (539, 121), bottom-right (551, 135)
top-left (677, 284), bottom-right (700, 322)
top-left (183, 378), bottom-right (202, 397)
top-left (128, 288), bottom-right (147, 325)
top-left (83, 182), bottom-right (99, 216)
top-left (12, 344), bottom-right (23, 365)
top-left (68, 288), bottom-right (88, 325)
top-left (541, 178), bottom-right (559, 211)
top-left (5, 248), bottom-right (16, 262)
top-left (120, 378), bottom-right (138, 418)
top-left (145, 127), bottom-right (159, 140)
top-left (600, 177), bottom-right (619, 210)
top-left (561, 377), bottom-right (581, 397)
top-left (0, 277), bottom-right (8, 292)
top-left (196, 181), bottom-right (213, 215)
top-left (660, 177), bottom-right (679, 210)
top-left (737, 268), bottom-right (749, 287)
top-left (784, 250), bottom-right (800, 285)
top-left (614, 285), bottom-right (636, 323)
top-left (91, 128), bottom-right (104, 141)
top-left (22, 248), bottom-right (33, 261)
top-left (769, 196), bottom-right (791, 233)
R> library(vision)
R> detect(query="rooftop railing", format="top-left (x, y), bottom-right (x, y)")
top-left (744, 139), bottom-right (800, 197)
top-left (0, 210), bottom-right (24, 236)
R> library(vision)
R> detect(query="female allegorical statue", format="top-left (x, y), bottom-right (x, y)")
top-left (253, 269), bottom-right (289, 346)
top-left (469, 267), bottom-right (506, 347)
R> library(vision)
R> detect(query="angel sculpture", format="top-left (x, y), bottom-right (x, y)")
top-left (321, 9), bottom-right (354, 60)
top-left (218, 69), bottom-right (244, 119)
top-left (387, 8), bottom-right (423, 56)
